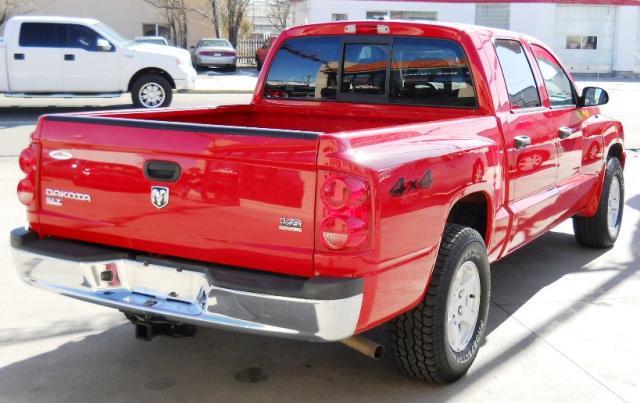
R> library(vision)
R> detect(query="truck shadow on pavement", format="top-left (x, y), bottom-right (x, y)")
top-left (0, 204), bottom-right (637, 402)
top-left (0, 105), bottom-right (134, 128)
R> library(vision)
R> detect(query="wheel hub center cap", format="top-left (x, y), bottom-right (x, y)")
top-left (446, 260), bottom-right (481, 353)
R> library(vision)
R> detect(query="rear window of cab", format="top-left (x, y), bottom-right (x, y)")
top-left (264, 36), bottom-right (477, 108)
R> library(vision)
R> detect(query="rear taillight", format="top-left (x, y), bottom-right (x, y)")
top-left (17, 143), bottom-right (39, 206)
top-left (318, 172), bottom-right (371, 251)
top-left (17, 178), bottom-right (35, 204)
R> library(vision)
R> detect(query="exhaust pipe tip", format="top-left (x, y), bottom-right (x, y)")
top-left (372, 344), bottom-right (385, 360)
top-left (340, 335), bottom-right (385, 360)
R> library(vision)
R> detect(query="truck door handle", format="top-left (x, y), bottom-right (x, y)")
top-left (14, 53), bottom-right (25, 60)
top-left (514, 136), bottom-right (532, 150)
top-left (64, 54), bottom-right (75, 61)
top-left (558, 127), bottom-right (574, 139)
top-left (144, 161), bottom-right (181, 182)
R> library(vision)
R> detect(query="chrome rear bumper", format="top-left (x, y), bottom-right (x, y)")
top-left (11, 228), bottom-right (363, 341)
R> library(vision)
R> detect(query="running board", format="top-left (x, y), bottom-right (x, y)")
top-left (5, 92), bottom-right (123, 99)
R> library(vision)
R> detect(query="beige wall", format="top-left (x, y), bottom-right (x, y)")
top-left (26, 0), bottom-right (214, 47)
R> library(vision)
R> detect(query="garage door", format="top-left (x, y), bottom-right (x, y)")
top-left (553, 5), bottom-right (615, 73)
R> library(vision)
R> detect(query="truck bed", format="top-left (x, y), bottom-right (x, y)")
top-left (92, 103), bottom-right (480, 134)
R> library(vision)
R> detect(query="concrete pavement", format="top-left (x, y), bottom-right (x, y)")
top-left (0, 94), bottom-right (638, 403)
top-left (190, 67), bottom-right (258, 94)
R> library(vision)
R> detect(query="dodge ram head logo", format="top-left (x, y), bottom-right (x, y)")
top-left (151, 186), bottom-right (169, 209)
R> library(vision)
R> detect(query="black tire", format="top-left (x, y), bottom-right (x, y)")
top-left (228, 64), bottom-right (237, 72)
top-left (131, 74), bottom-right (172, 109)
top-left (573, 157), bottom-right (624, 248)
top-left (389, 224), bottom-right (491, 384)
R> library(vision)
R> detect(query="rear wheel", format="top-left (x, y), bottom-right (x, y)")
top-left (228, 64), bottom-right (237, 72)
top-left (389, 224), bottom-right (490, 383)
top-left (131, 74), bottom-right (172, 109)
top-left (573, 157), bottom-right (624, 248)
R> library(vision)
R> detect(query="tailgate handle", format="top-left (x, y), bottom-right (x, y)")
top-left (144, 161), bottom-right (181, 182)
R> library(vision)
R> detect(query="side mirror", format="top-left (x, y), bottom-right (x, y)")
top-left (581, 86), bottom-right (609, 106)
top-left (97, 38), bottom-right (113, 52)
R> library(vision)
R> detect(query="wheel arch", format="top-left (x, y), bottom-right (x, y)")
top-left (444, 189), bottom-right (493, 247)
top-left (127, 68), bottom-right (176, 92)
top-left (607, 142), bottom-right (625, 167)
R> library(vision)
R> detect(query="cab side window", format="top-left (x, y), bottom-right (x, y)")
top-left (67, 24), bottom-right (109, 51)
top-left (531, 45), bottom-right (575, 107)
top-left (495, 39), bottom-right (541, 109)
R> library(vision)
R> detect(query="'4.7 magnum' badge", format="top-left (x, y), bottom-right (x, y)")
top-left (151, 186), bottom-right (169, 209)
top-left (279, 217), bottom-right (302, 232)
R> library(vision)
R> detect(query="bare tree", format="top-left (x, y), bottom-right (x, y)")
top-left (0, 0), bottom-right (50, 26)
top-left (221, 0), bottom-right (251, 47)
top-left (265, 0), bottom-right (291, 32)
top-left (188, 0), bottom-right (221, 38)
top-left (143, 0), bottom-right (190, 48)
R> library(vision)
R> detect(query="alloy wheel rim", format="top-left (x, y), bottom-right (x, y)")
top-left (607, 176), bottom-right (621, 236)
top-left (446, 260), bottom-right (481, 353)
top-left (139, 83), bottom-right (165, 108)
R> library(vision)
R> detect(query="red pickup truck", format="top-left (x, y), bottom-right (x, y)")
top-left (12, 21), bottom-right (625, 383)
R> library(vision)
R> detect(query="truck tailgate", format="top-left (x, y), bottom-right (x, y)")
top-left (35, 115), bottom-right (320, 276)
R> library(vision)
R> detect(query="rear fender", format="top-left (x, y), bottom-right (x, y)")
top-left (319, 119), bottom-right (504, 332)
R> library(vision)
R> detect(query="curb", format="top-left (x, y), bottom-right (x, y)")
top-left (178, 89), bottom-right (255, 95)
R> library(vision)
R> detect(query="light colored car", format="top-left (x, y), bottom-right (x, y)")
top-left (0, 16), bottom-right (196, 108)
top-left (191, 38), bottom-right (237, 71)
top-left (134, 36), bottom-right (169, 46)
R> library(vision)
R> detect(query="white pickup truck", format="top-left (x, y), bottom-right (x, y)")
top-left (0, 16), bottom-right (196, 108)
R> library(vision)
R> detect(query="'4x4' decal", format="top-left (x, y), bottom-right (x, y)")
top-left (390, 170), bottom-right (433, 197)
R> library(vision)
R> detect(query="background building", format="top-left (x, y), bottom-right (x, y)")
top-left (19, 0), bottom-right (212, 46)
top-left (0, 0), bottom-right (283, 48)
top-left (292, 0), bottom-right (640, 75)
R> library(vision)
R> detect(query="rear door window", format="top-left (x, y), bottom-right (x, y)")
top-left (19, 23), bottom-right (65, 48)
top-left (494, 39), bottom-right (541, 109)
top-left (390, 37), bottom-right (475, 107)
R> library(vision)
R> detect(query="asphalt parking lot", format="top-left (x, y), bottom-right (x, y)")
top-left (0, 86), bottom-right (638, 403)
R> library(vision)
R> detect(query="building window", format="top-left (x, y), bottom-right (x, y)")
top-left (566, 36), bottom-right (598, 50)
top-left (142, 23), bottom-right (170, 39)
top-left (332, 13), bottom-right (348, 21)
top-left (367, 11), bottom-right (437, 21)
top-left (390, 11), bottom-right (437, 21)
top-left (366, 11), bottom-right (388, 20)
top-left (475, 4), bottom-right (510, 30)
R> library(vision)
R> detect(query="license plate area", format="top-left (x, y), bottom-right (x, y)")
top-left (89, 260), bottom-right (209, 304)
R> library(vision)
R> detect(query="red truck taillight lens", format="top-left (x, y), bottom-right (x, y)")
top-left (19, 147), bottom-right (36, 174)
top-left (318, 172), bottom-right (371, 251)
top-left (320, 216), bottom-right (368, 250)
top-left (17, 143), bottom-right (39, 206)
top-left (17, 179), bottom-right (35, 204)
top-left (321, 177), bottom-right (368, 210)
